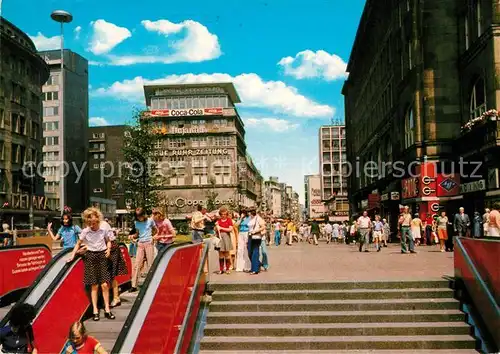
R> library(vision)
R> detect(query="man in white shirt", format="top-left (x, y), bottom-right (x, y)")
top-left (357, 211), bottom-right (372, 252)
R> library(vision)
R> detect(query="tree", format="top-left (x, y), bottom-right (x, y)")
top-left (122, 109), bottom-right (162, 213)
top-left (205, 177), bottom-right (219, 212)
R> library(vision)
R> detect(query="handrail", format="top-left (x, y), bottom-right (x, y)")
top-left (0, 246), bottom-right (70, 327)
top-left (456, 237), bottom-right (500, 311)
top-left (174, 243), bottom-right (208, 354)
top-left (112, 242), bottom-right (192, 352)
top-left (455, 237), bottom-right (500, 348)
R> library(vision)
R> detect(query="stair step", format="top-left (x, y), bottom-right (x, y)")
top-left (206, 310), bottom-right (466, 324)
top-left (200, 335), bottom-right (477, 350)
top-left (199, 350), bottom-right (479, 354)
top-left (209, 298), bottom-right (459, 312)
top-left (209, 280), bottom-right (451, 292)
top-left (212, 288), bottom-right (454, 301)
top-left (204, 322), bottom-right (471, 337)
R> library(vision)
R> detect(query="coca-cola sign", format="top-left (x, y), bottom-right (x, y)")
top-left (144, 108), bottom-right (224, 118)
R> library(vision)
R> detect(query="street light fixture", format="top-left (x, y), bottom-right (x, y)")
top-left (51, 10), bottom-right (72, 216)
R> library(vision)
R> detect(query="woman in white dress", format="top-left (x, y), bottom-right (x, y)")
top-left (235, 210), bottom-right (251, 272)
top-left (411, 214), bottom-right (422, 246)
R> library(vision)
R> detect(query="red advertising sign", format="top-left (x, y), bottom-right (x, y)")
top-left (144, 107), bottom-right (224, 118)
top-left (402, 178), bottom-right (419, 199)
top-left (437, 174), bottom-right (460, 197)
top-left (0, 246), bottom-right (51, 300)
top-left (419, 162), bottom-right (437, 198)
top-left (368, 194), bottom-right (381, 209)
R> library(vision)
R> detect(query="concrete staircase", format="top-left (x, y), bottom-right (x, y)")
top-left (199, 280), bottom-right (478, 353)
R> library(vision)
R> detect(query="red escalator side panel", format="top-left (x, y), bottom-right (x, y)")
top-left (132, 244), bottom-right (202, 354)
top-left (32, 245), bottom-right (132, 354)
top-left (180, 271), bottom-right (206, 354)
top-left (460, 238), bottom-right (500, 303)
top-left (0, 246), bottom-right (51, 300)
top-left (32, 260), bottom-right (87, 354)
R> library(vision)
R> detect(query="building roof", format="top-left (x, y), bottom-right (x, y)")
top-left (143, 82), bottom-right (241, 106)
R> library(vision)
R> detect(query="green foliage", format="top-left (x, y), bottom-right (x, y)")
top-left (205, 177), bottom-right (218, 212)
top-left (122, 110), bottom-right (163, 213)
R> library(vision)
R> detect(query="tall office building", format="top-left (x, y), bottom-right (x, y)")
top-left (319, 124), bottom-right (349, 220)
top-left (40, 50), bottom-right (88, 214)
top-left (0, 17), bottom-right (50, 227)
top-left (264, 176), bottom-right (282, 217)
top-left (142, 83), bottom-right (263, 219)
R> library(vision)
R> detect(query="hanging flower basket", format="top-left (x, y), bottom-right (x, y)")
top-left (461, 109), bottom-right (498, 132)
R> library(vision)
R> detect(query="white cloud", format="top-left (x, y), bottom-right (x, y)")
top-left (89, 19), bottom-right (131, 55)
top-left (278, 50), bottom-right (348, 81)
top-left (245, 118), bottom-right (299, 132)
top-left (29, 32), bottom-right (60, 51)
top-left (93, 73), bottom-right (333, 117)
top-left (98, 19), bottom-right (221, 66)
top-left (74, 26), bottom-right (82, 40)
top-left (89, 117), bottom-right (109, 126)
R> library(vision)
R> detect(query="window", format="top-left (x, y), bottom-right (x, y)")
top-left (0, 141), bottom-right (4, 160)
top-left (43, 151), bottom-right (59, 161)
top-left (154, 140), bottom-right (163, 149)
top-left (470, 77), bottom-right (486, 120)
top-left (19, 116), bottom-right (26, 135)
top-left (191, 137), bottom-right (208, 148)
top-left (43, 106), bottom-right (59, 116)
top-left (212, 136), bottom-right (231, 147)
top-left (0, 76), bottom-right (4, 98)
top-left (169, 166), bottom-right (186, 186)
top-left (212, 119), bottom-right (227, 127)
top-left (93, 153), bottom-right (99, 159)
top-left (477, 0), bottom-right (482, 36)
top-left (45, 136), bottom-right (59, 146)
top-left (191, 119), bottom-right (205, 125)
top-left (408, 41), bottom-right (412, 69)
top-left (404, 107), bottom-right (415, 149)
top-left (168, 138), bottom-right (186, 149)
top-left (0, 109), bottom-right (4, 129)
top-left (11, 144), bottom-right (20, 164)
top-left (11, 113), bottom-right (19, 133)
top-left (44, 91), bottom-right (59, 101)
top-left (44, 121), bottom-right (59, 131)
top-left (46, 75), bottom-right (59, 86)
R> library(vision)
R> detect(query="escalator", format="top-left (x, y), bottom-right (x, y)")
top-left (1, 242), bottom-right (208, 353)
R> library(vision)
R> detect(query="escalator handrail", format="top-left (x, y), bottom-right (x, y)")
top-left (174, 242), bottom-right (208, 354)
top-left (455, 237), bottom-right (500, 314)
top-left (0, 247), bottom-right (71, 327)
top-left (112, 242), bottom-right (193, 352)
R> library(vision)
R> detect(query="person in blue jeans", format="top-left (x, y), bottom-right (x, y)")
top-left (48, 212), bottom-right (81, 249)
top-left (260, 239), bottom-right (269, 271)
top-left (274, 221), bottom-right (281, 246)
top-left (247, 209), bottom-right (266, 275)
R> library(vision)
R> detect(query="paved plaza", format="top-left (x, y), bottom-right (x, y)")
top-left (207, 240), bottom-right (455, 284)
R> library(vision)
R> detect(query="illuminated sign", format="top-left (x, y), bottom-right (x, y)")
top-left (311, 199), bottom-right (323, 205)
top-left (430, 203), bottom-right (440, 212)
top-left (170, 127), bottom-right (208, 134)
top-left (168, 197), bottom-right (234, 208)
top-left (402, 178), bottom-right (419, 199)
top-left (422, 186), bottom-right (436, 196)
top-left (144, 108), bottom-right (223, 118)
top-left (155, 87), bottom-right (225, 96)
top-left (10, 194), bottom-right (49, 210)
top-left (151, 149), bottom-right (230, 157)
top-left (459, 179), bottom-right (486, 194)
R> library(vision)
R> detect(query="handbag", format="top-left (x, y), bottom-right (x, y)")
top-left (250, 217), bottom-right (263, 240)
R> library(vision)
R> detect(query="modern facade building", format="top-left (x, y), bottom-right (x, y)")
top-left (88, 125), bottom-right (127, 219)
top-left (0, 17), bottom-right (51, 227)
top-left (142, 83), bottom-right (263, 219)
top-left (343, 0), bottom-right (500, 229)
top-left (304, 175), bottom-right (326, 219)
top-left (319, 124), bottom-right (349, 221)
top-left (40, 49), bottom-right (88, 214)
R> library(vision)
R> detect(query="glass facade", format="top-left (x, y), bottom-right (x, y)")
top-left (151, 95), bottom-right (233, 109)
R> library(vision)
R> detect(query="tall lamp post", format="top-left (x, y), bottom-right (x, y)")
top-left (51, 10), bottom-right (72, 216)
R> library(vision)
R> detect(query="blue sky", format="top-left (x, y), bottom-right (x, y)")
top-left (2, 0), bottom-right (365, 203)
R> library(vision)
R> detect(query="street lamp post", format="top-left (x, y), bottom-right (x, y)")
top-left (51, 10), bottom-right (72, 216)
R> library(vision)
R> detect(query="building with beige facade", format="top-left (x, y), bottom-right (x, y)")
top-left (142, 83), bottom-right (262, 219)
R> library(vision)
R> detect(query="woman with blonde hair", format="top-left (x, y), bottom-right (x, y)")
top-left (67, 207), bottom-right (115, 321)
top-left (64, 321), bottom-right (107, 353)
top-left (215, 207), bottom-right (234, 274)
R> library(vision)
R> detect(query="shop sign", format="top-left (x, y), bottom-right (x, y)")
top-left (10, 194), bottom-right (49, 210)
top-left (381, 193), bottom-right (389, 201)
top-left (419, 162), bottom-right (437, 197)
top-left (168, 197), bottom-right (234, 208)
top-left (144, 107), bottom-right (223, 118)
top-left (430, 202), bottom-right (440, 213)
top-left (437, 174), bottom-right (460, 197)
top-left (152, 148), bottom-right (229, 157)
top-left (333, 211), bottom-right (349, 216)
top-left (311, 199), bottom-right (324, 205)
top-left (170, 126), bottom-right (208, 134)
top-left (402, 178), bottom-right (419, 199)
top-left (459, 179), bottom-right (486, 194)
top-left (361, 200), bottom-right (368, 208)
top-left (223, 108), bottom-right (236, 116)
top-left (155, 87), bottom-right (225, 96)
top-left (311, 188), bottom-right (321, 197)
top-left (391, 192), bottom-right (400, 200)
